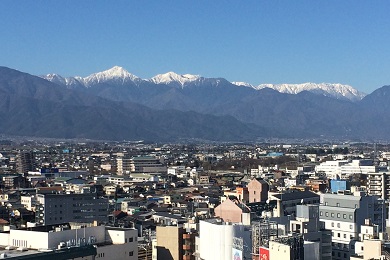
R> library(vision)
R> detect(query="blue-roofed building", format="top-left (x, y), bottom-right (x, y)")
top-left (267, 152), bottom-right (284, 157)
top-left (330, 179), bottom-right (349, 193)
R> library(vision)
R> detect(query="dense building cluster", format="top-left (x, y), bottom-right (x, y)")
top-left (0, 139), bottom-right (389, 259)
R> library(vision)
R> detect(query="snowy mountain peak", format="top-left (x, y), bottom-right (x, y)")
top-left (83, 66), bottom-right (140, 86)
top-left (232, 81), bottom-right (254, 88)
top-left (150, 72), bottom-right (200, 87)
top-left (43, 73), bottom-right (67, 85)
top-left (255, 82), bottom-right (366, 101)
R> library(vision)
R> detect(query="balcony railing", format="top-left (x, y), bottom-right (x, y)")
top-left (183, 255), bottom-right (193, 260)
top-left (183, 244), bottom-right (192, 250)
top-left (183, 233), bottom-right (191, 239)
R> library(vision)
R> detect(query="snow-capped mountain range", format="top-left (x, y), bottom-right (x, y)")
top-left (233, 82), bottom-right (366, 102)
top-left (151, 72), bottom-right (200, 86)
top-left (42, 66), bottom-right (366, 101)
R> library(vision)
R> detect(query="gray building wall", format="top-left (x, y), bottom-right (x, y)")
top-left (36, 193), bottom-right (108, 225)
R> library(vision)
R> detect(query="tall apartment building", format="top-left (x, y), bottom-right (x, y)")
top-left (365, 171), bottom-right (390, 200)
top-left (117, 156), bottom-right (132, 175)
top-left (35, 193), bottom-right (108, 225)
top-left (16, 151), bottom-right (35, 174)
top-left (319, 192), bottom-right (385, 260)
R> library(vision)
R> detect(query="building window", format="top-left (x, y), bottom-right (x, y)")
top-left (344, 234), bottom-right (346, 238)
top-left (129, 237), bottom-right (133, 242)
top-left (337, 223), bottom-right (340, 228)
top-left (337, 213), bottom-right (340, 218)
top-left (343, 214), bottom-right (346, 219)
top-left (331, 222), bottom-right (334, 227)
top-left (336, 203), bottom-right (340, 207)
top-left (125, 238), bottom-right (127, 243)
top-left (349, 215), bottom-right (353, 220)
top-left (320, 211), bottom-right (323, 216)
top-left (350, 224), bottom-right (353, 229)
top-left (338, 233), bottom-right (340, 237)
top-left (129, 251), bottom-right (134, 256)
top-left (331, 213), bottom-right (334, 217)
top-left (325, 212), bottom-right (329, 217)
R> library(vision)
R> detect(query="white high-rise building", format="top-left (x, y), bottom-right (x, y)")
top-left (196, 219), bottom-right (251, 260)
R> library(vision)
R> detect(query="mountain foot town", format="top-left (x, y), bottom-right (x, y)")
top-left (0, 140), bottom-right (387, 259)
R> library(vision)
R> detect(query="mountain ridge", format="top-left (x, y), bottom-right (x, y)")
top-left (4, 65), bottom-right (390, 141)
top-left (42, 66), bottom-right (365, 102)
top-left (1, 66), bottom-right (268, 141)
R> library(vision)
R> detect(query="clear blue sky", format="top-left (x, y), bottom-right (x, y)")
top-left (1, 1), bottom-right (390, 93)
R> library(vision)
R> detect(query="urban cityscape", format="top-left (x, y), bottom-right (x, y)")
top-left (0, 139), bottom-right (386, 259)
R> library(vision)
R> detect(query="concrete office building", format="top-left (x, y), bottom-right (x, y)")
top-left (270, 191), bottom-right (320, 217)
top-left (290, 205), bottom-right (332, 260)
top-left (339, 160), bottom-right (377, 179)
top-left (35, 193), bottom-right (108, 225)
top-left (0, 222), bottom-right (138, 260)
top-left (319, 192), bottom-right (385, 260)
top-left (315, 159), bottom-right (377, 180)
top-left (315, 160), bottom-right (348, 179)
top-left (117, 156), bottom-right (166, 175)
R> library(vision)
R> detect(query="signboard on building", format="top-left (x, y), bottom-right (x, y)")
top-left (232, 248), bottom-right (242, 260)
top-left (232, 237), bottom-right (243, 260)
top-left (259, 247), bottom-right (269, 260)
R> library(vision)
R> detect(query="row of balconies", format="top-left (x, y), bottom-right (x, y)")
top-left (183, 233), bottom-right (192, 239)
top-left (183, 244), bottom-right (192, 250)
top-left (183, 254), bottom-right (193, 260)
